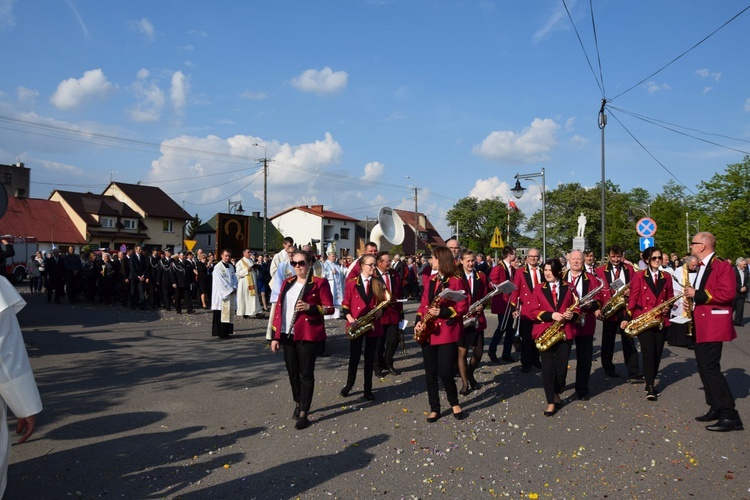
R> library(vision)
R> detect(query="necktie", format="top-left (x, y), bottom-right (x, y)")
top-left (532, 268), bottom-right (539, 288)
top-left (613, 266), bottom-right (620, 280)
top-left (552, 283), bottom-right (558, 308)
top-left (364, 278), bottom-right (369, 295)
top-left (468, 274), bottom-right (473, 293)
top-left (384, 272), bottom-right (391, 291)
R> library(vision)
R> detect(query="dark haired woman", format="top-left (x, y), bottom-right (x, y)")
top-left (340, 254), bottom-right (386, 401)
top-left (528, 258), bottom-right (579, 416)
top-left (621, 246), bottom-right (674, 401)
top-left (271, 250), bottom-right (334, 430)
top-left (415, 246), bottom-right (469, 422)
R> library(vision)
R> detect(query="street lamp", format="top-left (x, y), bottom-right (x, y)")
top-left (627, 204), bottom-right (651, 223)
top-left (685, 212), bottom-right (700, 253)
top-left (228, 199), bottom-right (244, 214)
top-left (511, 168), bottom-right (546, 260)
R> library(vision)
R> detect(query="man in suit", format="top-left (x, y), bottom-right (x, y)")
top-left (129, 245), bottom-right (149, 310)
top-left (475, 253), bottom-right (490, 275)
top-left (375, 251), bottom-right (404, 376)
top-left (684, 232), bottom-right (743, 432)
top-left (171, 251), bottom-right (194, 314)
top-left (510, 248), bottom-right (543, 372)
top-left (732, 257), bottom-right (748, 326)
top-left (44, 248), bottom-right (66, 303)
top-left (487, 246), bottom-right (517, 363)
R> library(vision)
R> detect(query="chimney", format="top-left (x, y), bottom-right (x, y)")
top-left (310, 204), bottom-right (324, 213)
top-left (252, 211), bottom-right (260, 218)
top-left (419, 214), bottom-right (426, 231)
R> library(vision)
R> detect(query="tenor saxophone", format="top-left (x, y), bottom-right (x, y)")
top-left (681, 263), bottom-right (694, 337)
top-left (623, 294), bottom-right (684, 338)
top-left (600, 282), bottom-right (630, 320)
top-left (535, 295), bottom-right (579, 352)
top-left (346, 291), bottom-right (391, 340)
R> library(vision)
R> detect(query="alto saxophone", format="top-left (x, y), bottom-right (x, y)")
top-left (623, 293), bottom-right (684, 338)
top-left (347, 291), bottom-right (391, 340)
top-left (414, 295), bottom-right (443, 345)
top-left (600, 282), bottom-right (630, 320)
top-left (535, 294), bottom-right (579, 352)
top-left (681, 263), bottom-right (694, 337)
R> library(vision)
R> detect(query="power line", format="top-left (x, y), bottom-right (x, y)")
top-left (182, 170), bottom-right (265, 206)
top-left (588, 0), bottom-right (606, 96)
top-left (611, 4), bottom-right (750, 101)
top-left (561, 0), bottom-right (605, 97)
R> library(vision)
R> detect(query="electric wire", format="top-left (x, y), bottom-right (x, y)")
top-left (589, 0), bottom-right (606, 96)
top-left (561, 0), bottom-right (605, 97)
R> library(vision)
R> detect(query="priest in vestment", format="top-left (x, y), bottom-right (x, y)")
top-left (235, 249), bottom-right (262, 318)
top-left (323, 251), bottom-right (343, 319)
top-left (0, 276), bottom-right (42, 496)
top-left (212, 249), bottom-right (238, 339)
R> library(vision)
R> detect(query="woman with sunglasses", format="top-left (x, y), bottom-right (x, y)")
top-left (528, 258), bottom-right (579, 416)
top-left (620, 246), bottom-right (674, 401)
top-left (340, 254), bottom-right (387, 401)
top-left (270, 250), bottom-right (334, 430)
top-left (415, 246), bottom-right (469, 422)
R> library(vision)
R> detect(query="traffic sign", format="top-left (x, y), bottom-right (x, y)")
top-left (490, 227), bottom-right (504, 249)
top-left (636, 217), bottom-right (657, 237)
top-left (639, 237), bottom-right (654, 251)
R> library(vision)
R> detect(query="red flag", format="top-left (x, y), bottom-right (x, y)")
top-left (508, 199), bottom-right (519, 211)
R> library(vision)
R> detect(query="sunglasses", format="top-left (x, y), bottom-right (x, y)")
top-left (291, 260), bottom-right (308, 267)
top-left (650, 256), bottom-right (663, 261)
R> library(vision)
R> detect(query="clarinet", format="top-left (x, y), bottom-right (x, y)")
top-left (286, 263), bottom-right (315, 339)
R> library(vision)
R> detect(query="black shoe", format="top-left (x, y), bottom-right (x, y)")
top-left (363, 392), bottom-right (375, 401)
top-left (452, 411), bottom-right (466, 421)
top-left (521, 364), bottom-right (531, 373)
top-left (695, 409), bottom-right (720, 422)
top-left (426, 413), bottom-right (440, 423)
top-left (459, 387), bottom-right (471, 396)
top-left (706, 418), bottom-right (744, 432)
top-left (469, 378), bottom-right (481, 390)
top-left (340, 386), bottom-right (352, 397)
top-left (295, 416), bottom-right (310, 430)
top-left (554, 401), bottom-right (563, 409)
top-left (318, 352), bottom-right (331, 358)
top-left (604, 370), bottom-right (619, 378)
top-left (576, 393), bottom-right (590, 401)
top-left (488, 352), bottom-right (499, 363)
top-left (292, 407), bottom-right (300, 419)
top-left (501, 355), bottom-right (517, 363)
top-left (543, 408), bottom-right (558, 417)
top-left (628, 373), bottom-right (645, 384)
top-left (387, 367), bottom-right (401, 376)
top-left (646, 389), bottom-right (658, 401)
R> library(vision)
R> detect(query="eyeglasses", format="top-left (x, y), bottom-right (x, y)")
top-left (650, 256), bottom-right (663, 261)
top-left (690, 241), bottom-right (703, 246)
top-left (362, 263), bottom-right (375, 267)
top-left (291, 260), bottom-right (308, 267)
top-left (527, 255), bottom-right (540, 259)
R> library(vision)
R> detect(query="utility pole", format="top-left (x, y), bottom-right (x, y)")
top-left (413, 186), bottom-right (420, 256)
top-left (253, 144), bottom-right (274, 254)
top-left (599, 99), bottom-right (607, 262)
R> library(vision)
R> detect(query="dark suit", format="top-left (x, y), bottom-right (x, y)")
top-left (595, 263), bottom-right (639, 378)
top-left (170, 258), bottom-right (193, 313)
top-left (0, 243), bottom-right (15, 280)
top-left (44, 255), bottom-right (66, 303)
top-left (733, 265), bottom-right (748, 326)
top-left (129, 252), bottom-right (149, 309)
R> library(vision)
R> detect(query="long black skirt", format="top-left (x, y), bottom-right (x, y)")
top-left (212, 310), bottom-right (234, 338)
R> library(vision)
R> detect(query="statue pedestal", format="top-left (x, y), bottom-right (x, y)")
top-left (572, 237), bottom-right (586, 252)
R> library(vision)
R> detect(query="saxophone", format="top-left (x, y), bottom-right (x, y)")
top-left (286, 264), bottom-right (314, 338)
top-left (414, 295), bottom-right (443, 344)
top-left (575, 276), bottom-right (605, 326)
top-left (535, 294), bottom-right (579, 352)
top-left (346, 291), bottom-right (391, 340)
top-left (623, 293), bottom-right (684, 338)
top-left (681, 263), bottom-right (694, 337)
top-left (463, 284), bottom-right (505, 328)
top-left (600, 282), bottom-right (630, 320)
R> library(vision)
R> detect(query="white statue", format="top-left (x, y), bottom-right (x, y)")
top-left (577, 213), bottom-right (587, 238)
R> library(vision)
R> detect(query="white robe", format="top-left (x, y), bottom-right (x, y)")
top-left (0, 277), bottom-right (43, 497)
top-left (235, 258), bottom-right (261, 316)
top-left (211, 261), bottom-right (238, 322)
top-left (323, 259), bottom-right (343, 319)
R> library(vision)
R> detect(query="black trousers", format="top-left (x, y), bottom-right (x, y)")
top-left (130, 280), bottom-right (146, 308)
top-left (488, 312), bottom-right (515, 358)
top-left (574, 335), bottom-right (594, 397)
top-left (281, 338), bottom-right (322, 413)
top-left (47, 278), bottom-right (64, 303)
top-left (540, 340), bottom-right (571, 404)
top-left (694, 342), bottom-right (740, 420)
top-left (601, 320), bottom-right (639, 376)
top-left (175, 286), bottom-right (193, 313)
top-left (519, 319), bottom-right (540, 367)
top-left (161, 284), bottom-right (173, 310)
top-left (346, 334), bottom-right (378, 393)
top-left (421, 342), bottom-right (459, 413)
top-left (733, 295), bottom-right (746, 325)
top-left (149, 282), bottom-right (160, 308)
top-left (639, 328), bottom-right (666, 387)
top-left (376, 323), bottom-right (400, 371)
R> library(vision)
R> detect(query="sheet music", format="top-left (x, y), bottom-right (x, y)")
top-left (437, 288), bottom-right (467, 302)
top-left (494, 280), bottom-right (517, 294)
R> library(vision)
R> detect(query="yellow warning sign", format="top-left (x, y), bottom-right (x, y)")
top-left (183, 239), bottom-right (197, 252)
top-left (490, 227), bottom-right (504, 249)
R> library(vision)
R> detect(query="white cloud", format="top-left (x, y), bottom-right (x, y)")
top-left (703, 86), bottom-right (713, 95)
top-left (564, 117), bottom-right (576, 132)
top-left (469, 176), bottom-right (542, 215)
top-left (132, 18), bottom-right (155, 41)
top-left (570, 135), bottom-right (588, 148)
top-left (38, 158), bottom-right (85, 176)
top-left (240, 89), bottom-right (268, 100)
top-left (695, 68), bottom-right (721, 81)
top-left (127, 69), bottom-right (165, 122)
top-left (644, 81), bottom-right (671, 94)
top-left (533, 0), bottom-right (575, 43)
top-left (745, 98), bottom-right (750, 112)
top-left (0, 0), bottom-right (16, 31)
top-left (17, 87), bottom-right (39, 106)
top-left (290, 67), bottom-right (348, 95)
top-left (50, 69), bottom-right (116, 110)
top-left (170, 71), bottom-right (189, 114)
top-left (472, 118), bottom-right (559, 163)
top-left (361, 161), bottom-right (384, 182)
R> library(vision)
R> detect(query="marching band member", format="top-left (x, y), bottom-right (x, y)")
top-left (270, 251), bottom-right (334, 430)
top-left (621, 246), bottom-right (674, 401)
top-left (374, 251), bottom-right (404, 377)
top-left (340, 254), bottom-right (386, 401)
top-left (528, 258), bottom-right (579, 416)
top-left (564, 250), bottom-right (602, 401)
top-left (596, 245), bottom-right (641, 382)
top-left (414, 246), bottom-right (469, 422)
top-left (487, 246), bottom-right (517, 363)
top-left (458, 250), bottom-right (488, 395)
top-left (510, 248), bottom-right (543, 373)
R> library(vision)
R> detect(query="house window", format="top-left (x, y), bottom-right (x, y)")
top-left (122, 219), bottom-right (137, 230)
top-left (163, 220), bottom-right (174, 233)
top-left (207, 234), bottom-right (212, 246)
top-left (323, 224), bottom-right (334, 240)
top-left (340, 228), bottom-right (350, 240)
top-left (1, 173), bottom-right (10, 185)
top-left (100, 242), bottom-right (109, 249)
top-left (100, 217), bottom-right (115, 228)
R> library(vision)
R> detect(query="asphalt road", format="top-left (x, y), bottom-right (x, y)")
top-left (6, 289), bottom-right (750, 499)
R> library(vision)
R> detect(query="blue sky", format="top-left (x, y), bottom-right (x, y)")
top-left (1, 1), bottom-right (749, 240)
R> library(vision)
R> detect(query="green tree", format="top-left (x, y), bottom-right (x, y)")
top-left (186, 214), bottom-right (202, 239)
top-left (446, 196), bottom-right (526, 254)
top-left (694, 155), bottom-right (750, 260)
